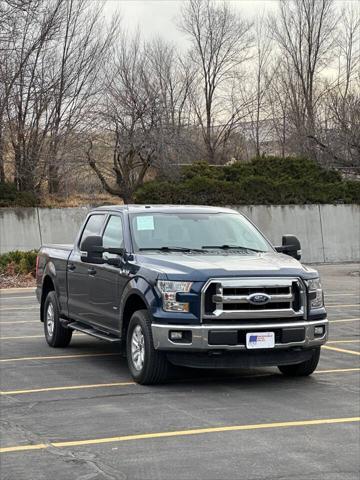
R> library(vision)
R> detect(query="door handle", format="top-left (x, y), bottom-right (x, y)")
top-left (67, 263), bottom-right (76, 271)
top-left (88, 267), bottom-right (97, 276)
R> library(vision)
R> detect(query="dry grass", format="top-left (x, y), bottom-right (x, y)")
top-left (0, 273), bottom-right (36, 289)
top-left (38, 193), bottom-right (122, 208)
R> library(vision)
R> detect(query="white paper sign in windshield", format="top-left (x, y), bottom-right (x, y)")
top-left (136, 216), bottom-right (155, 231)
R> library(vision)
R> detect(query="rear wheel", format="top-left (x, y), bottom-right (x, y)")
top-left (126, 309), bottom-right (170, 385)
top-left (44, 291), bottom-right (72, 347)
top-left (278, 347), bottom-right (320, 376)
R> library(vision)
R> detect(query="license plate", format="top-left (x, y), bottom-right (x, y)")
top-left (246, 332), bottom-right (275, 349)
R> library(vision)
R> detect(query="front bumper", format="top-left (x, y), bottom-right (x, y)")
top-left (166, 348), bottom-right (316, 369)
top-left (151, 319), bottom-right (328, 351)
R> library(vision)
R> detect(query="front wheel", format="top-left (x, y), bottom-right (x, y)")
top-left (126, 310), bottom-right (170, 385)
top-left (44, 291), bottom-right (72, 348)
top-left (278, 347), bottom-right (320, 377)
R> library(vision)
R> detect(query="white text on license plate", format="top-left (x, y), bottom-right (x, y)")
top-left (246, 332), bottom-right (275, 349)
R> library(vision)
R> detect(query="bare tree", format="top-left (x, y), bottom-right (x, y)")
top-left (47, 0), bottom-right (120, 193)
top-left (0, 0), bottom-right (63, 185)
top-left (87, 34), bottom-right (166, 203)
top-left (147, 38), bottom-right (196, 167)
top-left (323, 5), bottom-right (360, 167)
top-left (266, 61), bottom-right (291, 158)
top-left (1, 0), bottom-right (357, 204)
top-left (239, 14), bottom-right (273, 157)
top-left (180, 0), bottom-right (252, 163)
top-left (3, 0), bottom-right (64, 191)
top-left (0, 0), bottom-right (119, 194)
top-left (271, 0), bottom-right (338, 160)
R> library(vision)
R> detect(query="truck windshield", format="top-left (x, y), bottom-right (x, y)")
top-left (130, 212), bottom-right (271, 253)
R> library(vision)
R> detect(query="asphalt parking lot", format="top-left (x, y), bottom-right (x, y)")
top-left (0, 264), bottom-right (359, 480)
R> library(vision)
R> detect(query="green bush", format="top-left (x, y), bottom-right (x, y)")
top-left (0, 250), bottom-right (38, 276)
top-left (0, 183), bottom-right (38, 207)
top-left (135, 156), bottom-right (360, 205)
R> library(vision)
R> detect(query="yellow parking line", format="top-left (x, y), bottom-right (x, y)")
top-left (1, 318), bottom-right (354, 326)
top-left (323, 345), bottom-right (360, 356)
top-left (0, 333), bottom-right (86, 340)
top-left (5, 335), bottom-right (355, 343)
top-left (1, 444), bottom-right (48, 453)
top-left (0, 334), bottom-right (43, 339)
top-left (0, 320), bottom-right (39, 324)
top-left (0, 381), bottom-right (135, 395)
top-left (327, 339), bottom-right (360, 344)
top-left (1, 417), bottom-right (358, 454)
top-left (0, 335), bottom-right (43, 340)
top-left (0, 318), bottom-right (357, 326)
top-left (315, 368), bottom-right (360, 374)
top-left (2, 367), bottom-right (359, 397)
top-left (2, 367), bottom-right (359, 396)
top-left (0, 352), bottom-right (120, 363)
top-left (329, 318), bottom-right (360, 324)
top-left (326, 293), bottom-right (359, 297)
top-left (327, 304), bottom-right (359, 308)
top-left (0, 296), bottom-right (36, 300)
top-left (0, 306), bottom-right (38, 311)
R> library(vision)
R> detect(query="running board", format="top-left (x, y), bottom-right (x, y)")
top-left (68, 322), bottom-right (121, 343)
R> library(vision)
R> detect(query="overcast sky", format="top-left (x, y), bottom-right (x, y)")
top-left (104, 0), bottom-right (278, 48)
top-left (104, 0), bottom-right (352, 49)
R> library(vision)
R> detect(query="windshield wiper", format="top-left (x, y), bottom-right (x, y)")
top-left (201, 244), bottom-right (264, 253)
top-left (139, 246), bottom-right (204, 253)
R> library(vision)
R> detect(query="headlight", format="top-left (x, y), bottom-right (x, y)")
top-left (307, 278), bottom-right (324, 309)
top-left (156, 280), bottom-right (193, 312)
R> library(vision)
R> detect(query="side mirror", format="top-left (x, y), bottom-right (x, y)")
top-left (106, 256), bottom-right (123, 267)
top-left (80, 235), bottom-right (105, 264)
top-left (105, 247), bottom-right (125, 256)
top-left (275, 235), bottom-right (302, 260)
top-left (104, 247), bottom-right (128, 267)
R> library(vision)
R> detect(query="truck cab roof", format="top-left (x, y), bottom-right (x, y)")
top-left (93, 204), bottom-right (238, 215)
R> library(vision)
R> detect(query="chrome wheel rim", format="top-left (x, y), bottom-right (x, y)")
top-left (131, 325), bottom-right (145, 371)
top-left (46, 302), bottom-right (55, 337)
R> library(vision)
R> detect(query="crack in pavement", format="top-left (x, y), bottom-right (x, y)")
top-left (0, 418), bottom-right (126, 480)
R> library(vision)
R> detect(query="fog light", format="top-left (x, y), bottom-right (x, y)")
top-left (169, 330), bottom-right (192, 343)
top-left (170, 331), bottom-right (183, 340)
top-left (314, 326), bottom-right (325, 336)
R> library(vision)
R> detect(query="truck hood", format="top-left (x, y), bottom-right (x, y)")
top-left (135, 251), bottom-right (318, 282)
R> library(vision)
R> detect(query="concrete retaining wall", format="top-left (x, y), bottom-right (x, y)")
top-left (232, 204), bottom-right (359, 263)
top-left (0, 205), bottom-right (359, 263)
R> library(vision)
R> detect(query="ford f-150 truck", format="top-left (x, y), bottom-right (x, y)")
top-left (36, 205), bottom-right (328, 384)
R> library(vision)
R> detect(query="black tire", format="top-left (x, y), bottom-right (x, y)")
top-left (278, 347), bottom-right (320, 377)
top-left (43, 291), bottom-right (72, 348)
top-left (126, 309), bottom-right (169, 385)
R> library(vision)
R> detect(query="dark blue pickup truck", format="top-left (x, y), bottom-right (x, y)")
top-left (36, 205), bottom-right (328, 384)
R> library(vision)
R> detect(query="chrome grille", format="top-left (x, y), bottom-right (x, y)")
top-left (202, 277), bottom-right (306, 322)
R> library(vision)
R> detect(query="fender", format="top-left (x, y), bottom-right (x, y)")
top-left (119, 276), bottom-right (159, 328)
top-left (41, 261), bottom-right (58, 296)
top-left (41, 259), bottom-right (68, 318)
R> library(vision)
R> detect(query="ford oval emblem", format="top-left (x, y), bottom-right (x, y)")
top-left (248, 293), bottom-right (271, 305)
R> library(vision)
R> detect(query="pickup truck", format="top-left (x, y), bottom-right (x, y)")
top-left (36, 205), bottom-right (328, 384)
